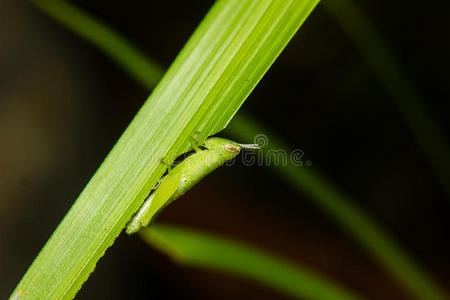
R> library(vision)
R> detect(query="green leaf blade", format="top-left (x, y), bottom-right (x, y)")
top-left (27, 1), bottom-right (448, 299)
top-left (141, 224), bottom-right (364, 300)
top-left (13, 0), bottom-right (319, 299)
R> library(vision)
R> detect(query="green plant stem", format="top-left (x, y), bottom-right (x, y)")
top-left (13, 1), bottom-right (319, 299)
top-left (324, 0), bottom-right (450, 199)
top-left (227, 113), bottom-right (448, 300)
top-left (141, 224), bottom-right (364, 300)
top-left (30, 0), bottom-right (164, 88)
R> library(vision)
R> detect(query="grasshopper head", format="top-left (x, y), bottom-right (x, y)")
top-left (204, 137), bottom-right (242, 160)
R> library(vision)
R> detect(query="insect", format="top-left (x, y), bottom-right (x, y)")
top-left (126, 136), bottom-right (259, 234)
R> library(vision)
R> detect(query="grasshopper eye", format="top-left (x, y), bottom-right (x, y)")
top-left (224, 143), bottom-right (240, 153)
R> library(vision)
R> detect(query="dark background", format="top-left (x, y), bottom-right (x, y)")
top-left (1, 0), bottom-right (449, 299)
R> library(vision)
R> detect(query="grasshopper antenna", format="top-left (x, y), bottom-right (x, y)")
top-left (238, 143), bottom-right (260, 150)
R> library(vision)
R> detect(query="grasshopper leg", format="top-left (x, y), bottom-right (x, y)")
top-left (160, 157), bottom-right (173, 172)
top-left (126, 193), bottom-right (155, 234)
top-left (190, 131), bottom-right (201, 152)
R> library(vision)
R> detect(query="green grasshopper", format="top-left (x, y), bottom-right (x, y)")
top-left (126, 136), bottom-right (259, 234)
